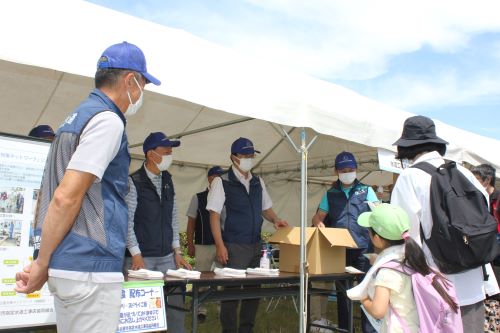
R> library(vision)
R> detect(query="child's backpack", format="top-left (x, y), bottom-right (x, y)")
top-left (412, 161), bottom-right (500, 274)
top-left (379, 261), bottom-right (463, 333)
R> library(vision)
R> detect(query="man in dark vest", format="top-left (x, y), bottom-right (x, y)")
top-left (125, 131), bottom-right (191, 333)
top-left (186, 165), bottom-right (225, 321)
top-left (15, 41), bottom-right (160, 333)
top-left (311, 151), bottom-right (378, 333)
top-left (207, 137), bottom-right (288, 333)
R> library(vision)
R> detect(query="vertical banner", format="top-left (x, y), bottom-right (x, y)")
top-left (0, 133), bottom-right (55, 329)
top-left (117, 280), bottom-right (167, 332)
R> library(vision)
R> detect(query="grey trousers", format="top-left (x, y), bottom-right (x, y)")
top-left (220, 242), bottom-right (262, 333)
top-left (47, 277), bottom-right (122, 333)
top-left (460, 300), bottom-right (485, 333)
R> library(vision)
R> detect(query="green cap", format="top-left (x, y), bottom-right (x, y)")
top-left (357, 203), bottom-right (410, 240)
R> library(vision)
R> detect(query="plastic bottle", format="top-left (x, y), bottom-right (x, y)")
top-left (260, 246), bottom-right (270, 269)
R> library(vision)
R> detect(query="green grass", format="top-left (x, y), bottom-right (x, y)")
top-left (184, 297), bottom-right (362, 332)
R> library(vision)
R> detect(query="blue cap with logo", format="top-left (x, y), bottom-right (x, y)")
top-left (28, 125), bottom-right (55, 139)
top-left (208, 166), bottom-right (225, 177)
top-left (335, 151), bottom-right (357, 169)
top-left (143, 132), bottom-right (180, 153)
top-left (97, 41), bottom-right (161, 86)
top-left (231, 137), bottom-right (261, 155)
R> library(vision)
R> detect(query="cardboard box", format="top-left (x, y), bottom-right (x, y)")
top-left (268, 227), bottom-right (357, 274)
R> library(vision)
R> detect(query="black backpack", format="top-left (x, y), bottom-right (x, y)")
top-left (413, 161), bottom-right (500, 274)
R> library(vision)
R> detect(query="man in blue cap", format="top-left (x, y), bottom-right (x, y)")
top-left (310, 151), bottom-right (378, 333)
top-left (28, 125), bottom-right (55, 141)
top-left (126, 131), bottom-right (191, 333)
top-left (15, 42), bottom-right (160, 333)
top-left (186, 165), bottom-right (225, 321)
top-left (207, 137), bottom-right (288, 333)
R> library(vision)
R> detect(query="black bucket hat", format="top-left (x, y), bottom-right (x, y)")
top-left (393, 115), bottom-right (448, 147)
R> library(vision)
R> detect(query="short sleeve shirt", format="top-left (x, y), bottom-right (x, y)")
top-left (318, 185), bottom-right (378, 212)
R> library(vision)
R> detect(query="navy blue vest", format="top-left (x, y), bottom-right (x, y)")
top-left (195, 189), bottom-right (215, 245)
top-left (325, 179), bottom-right (371, 249)
top-left (130, 165), bottom-right (174, 257)
top-left (221, 168), bottom-right (263, 244)
top-left (48, 89), bottom-right (130, 272)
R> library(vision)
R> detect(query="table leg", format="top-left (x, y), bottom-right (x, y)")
top-left (191, 286), bottom-right (199, 333)
top-left (347, 278), bottom-right (353, 333)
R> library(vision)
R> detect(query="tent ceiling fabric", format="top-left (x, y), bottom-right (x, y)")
top-left (1, 0), bottom-right (500, 227)
top-left (1, 0), bottom-right (499, 172)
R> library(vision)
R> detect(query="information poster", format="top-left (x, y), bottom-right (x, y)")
top-left (377, 148), bottom-right (409, 174)
top-left (0, 133), bottom-right (55, 329)
top-left (117, 280), bottom-right (167, 333)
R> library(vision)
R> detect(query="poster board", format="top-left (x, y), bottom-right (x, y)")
top-left (117, 280), bottom-right (167, 332)
top-left (0, 133), bottom-right (55, 329)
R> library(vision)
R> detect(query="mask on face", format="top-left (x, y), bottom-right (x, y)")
top-left (235, 157), bottom-right (253, 172)
top-left (338, 171), bottom-right (356, 185)
top-left (125, 76), bottom-right (144, 117)
top-left (153, 151), bottom-right (172, 171)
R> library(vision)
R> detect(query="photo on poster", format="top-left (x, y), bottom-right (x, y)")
top-left (0, 220), bottom-right (22, 246)
top-left (0, 187), bottom-right (25, 214)
top-left (32, 189), bottom-right (39, 215)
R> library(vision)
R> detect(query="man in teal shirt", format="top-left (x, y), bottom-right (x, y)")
top-left (311, 151), bottom-right (378, 333)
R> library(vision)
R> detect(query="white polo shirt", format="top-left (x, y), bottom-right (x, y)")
top-left (206, 167), bottom-right (273, 215)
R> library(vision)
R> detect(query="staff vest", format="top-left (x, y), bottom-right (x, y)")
top-left (130, 165), bottom-right (174, 257)
top-left (325, 180), bottom-right (371, 249)
top-left (221, 168), bottom-right (263, 244)
top-left (35, 89), bottom-right (130, 272)
top-left (194, 189), bottom-right (215, 245)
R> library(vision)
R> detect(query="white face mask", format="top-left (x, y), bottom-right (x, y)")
top-left (153, 151), bottom-right (172, 171)
top-left (338, 171), bottom-right (356, 185)
top-left (125, 77), bottom-right (144, 117)
top-left (235, 157), bottom-right (253, 172)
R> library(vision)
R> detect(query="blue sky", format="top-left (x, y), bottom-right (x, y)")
top-left (89, 0), bottom-right (500, 140)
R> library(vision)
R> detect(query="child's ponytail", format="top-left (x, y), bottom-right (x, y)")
top-left (402, 234), bottom-right (459, 313)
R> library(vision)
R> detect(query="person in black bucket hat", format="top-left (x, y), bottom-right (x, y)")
top-left (391, 115), bottom-right (497, 333)
top-left (393, 115), bottom-right (448, 147)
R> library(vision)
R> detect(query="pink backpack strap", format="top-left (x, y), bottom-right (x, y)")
top-left (378, 261), bottom-right (414, 333)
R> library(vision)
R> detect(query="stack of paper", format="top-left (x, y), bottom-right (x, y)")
top-left (214, 267), bottom-right (246, 278)
top-left (165, 268), bottom-right (201, 279)
top-left (246, 268), bottom-right (280, 276)
top-left (128, 269), bottom-right (164, 280)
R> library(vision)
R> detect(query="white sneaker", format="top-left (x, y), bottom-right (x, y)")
top-left (309, 318), bottom-right (334, 333)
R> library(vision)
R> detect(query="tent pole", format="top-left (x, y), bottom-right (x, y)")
top-left (282, 127), bottom-right (317, 333)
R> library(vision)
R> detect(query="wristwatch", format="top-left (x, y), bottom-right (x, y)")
top-left (174, 248), bottom-right (182, 255)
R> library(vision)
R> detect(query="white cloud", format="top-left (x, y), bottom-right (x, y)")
top-left (370, 71), bottom-right (500, 110)
top-left (132, 0), bottom-right (500, 81)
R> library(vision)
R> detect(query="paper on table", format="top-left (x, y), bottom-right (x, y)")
top-left (214, 267), bottom-right (246, 277)
top-left (166, 268), bottom-right (201, 279)
top-left (128, 269), bottom-right (164, 280)
top-left (246, 268), bottom-right (280, 276)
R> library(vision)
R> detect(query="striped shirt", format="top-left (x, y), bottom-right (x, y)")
top-left (126, 163), bottom-right (180, 256)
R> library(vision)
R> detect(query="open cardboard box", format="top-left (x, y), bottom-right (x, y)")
top-left (268, 227), bottom-right (357, 274)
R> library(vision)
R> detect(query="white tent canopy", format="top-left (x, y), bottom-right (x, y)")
top-left (0, 0), bottom-right (499, 229)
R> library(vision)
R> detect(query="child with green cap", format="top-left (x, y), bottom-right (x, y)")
top-left (349, 203), bottom-right (460, 333)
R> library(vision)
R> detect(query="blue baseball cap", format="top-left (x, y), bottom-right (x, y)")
top-left (208, 166), bottom-right (225, 177)
top-left (231, 137), bottom-right (260, 155)
top-left (97, 41), bottom-right (161, 86)
top-left (143, 132), bottom-right (180, 153)
top-left (335, 151), bottom-right (357, 169)
top-left (28, 125), bottom-right (55, 139)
